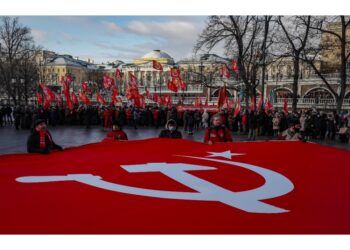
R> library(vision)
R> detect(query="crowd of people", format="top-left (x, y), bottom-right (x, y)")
top-left (1, 104), bottom-right (350, 154)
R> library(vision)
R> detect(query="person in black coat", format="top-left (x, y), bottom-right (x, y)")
top-left (27, 119), bottom-right (63, 154)
top-left (159, 119), bottom-right (182, 139)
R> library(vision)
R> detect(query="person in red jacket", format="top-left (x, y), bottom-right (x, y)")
top-left (106, 121), bottom-right (128, 141)
top-left (204, 114), bottom-right (232, 144)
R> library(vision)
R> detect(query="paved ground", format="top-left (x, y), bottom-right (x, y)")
top-left (0, 125), bottom-right (349, 154)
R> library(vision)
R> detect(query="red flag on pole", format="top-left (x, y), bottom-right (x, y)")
top-left (71, 92), bottom-right (78, 105)
top-left (231, 59), bottom-right (239, 74)
top-left (283, 96), bottom-right (288, 113)
top-left (96, 92), bottom-right (107, 106)
top-left (111, 86), bottom-right (119, 106)
top-left (129, 72), bottom-right (138, 86)
top-left (265, 97), bottom-right (273, 114)
top-left (152, 60), bottom-right (163, 71)
top-left (81, 82), bottom-right (91, 93)
top-left (115, 69), bottom-right (122, 80)
top-left (217, 85), bottom-right (227, 108)
top-left (65, 74), bottom-right (73, 83)
top-left (220, 64), bottom-right (230, 78)
top-left (234, 98), bottom-right (241, 117)
top-left (167, 80), bottom-right (178, 93)
top-left (43, 96), bottom-right (50, 110)
top-left (79, 91), bottom-right (91, 105)
top-left (36, 92), bottom-right (42, 105)
top-left (40, 83), bottom-right (56, 103)
top-left (103, 75), bottom-right (114, 89)
top-left (170, 68), bottom-right (181, 78)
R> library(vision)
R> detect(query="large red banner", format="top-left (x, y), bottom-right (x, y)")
top-left (0, 139), bottom-right (349, 234)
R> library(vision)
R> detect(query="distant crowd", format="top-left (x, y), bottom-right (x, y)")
top-left (1, 104), bottom-right (350, 143)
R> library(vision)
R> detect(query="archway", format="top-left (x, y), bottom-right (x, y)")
top-left (211, 88), bottom-right (233, 97)
top-left (303, 87), bottom-right (335, 100)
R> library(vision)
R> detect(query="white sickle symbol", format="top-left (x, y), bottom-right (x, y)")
top-left (16, 156), bottom-right (294, 214)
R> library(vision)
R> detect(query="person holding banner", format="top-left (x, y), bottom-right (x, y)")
top-left (106, 121), bottom-right (128, 141)
top-left (159, 119), bottom-right (182, 139)
top-left (204, 114), bottom-right (232, 144)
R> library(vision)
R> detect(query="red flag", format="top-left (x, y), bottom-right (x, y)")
top-left (234, 98), bottom-right (241, 117)
top-left (62, 80), bottom-right (69, 95)
top-left (81, 82), bottom-right (91, 93)
top-left (36, 92), bottom-right (42, 105)
top-left (115, 69), bottom-right (122, 80)
top-left (153, 93), bottom-right (160, 103)
top-left (249, 96), bottom-right (256, 111)
top-left (220, 64), bottom-right (230, 78)
top-left (265, 96), bottom-right (273, 113)
top-left (231, 59), bottom-right (239, 74)
top-left (222, 97), bottom-right (229, 109)
top-left (167, 80), bottom-right (178, 93)
top-left (71, 92), bottom-right (78, 105)
top-left (217, 85), bottom-right (227, 108)
top-left (79, 91), bottom-right (91, 105)
top-left (40, 83), bottom-right (56, 103)
top-left (111, 86), bottom-right (119, 106)
top-left (2, 139), bottom-right (350, 234)
top-left (170, 68), bottom-right (181, 78)
top-left (43, 96), bottom-right (50, 110)
top-left (96, 92), bottom-right (107, 106)
top-left (283, 96), bottom-right (288, 113)
top-left (65, 74), bottom-right (73, 83)
top-left (152, 60), bottom-right (163, 71)
top-left (66, 94), bottom-right (74, 111)
top-left (103, 75), bottom-right (114, 89)
top-left (129, 72), bottom-right (138, 86)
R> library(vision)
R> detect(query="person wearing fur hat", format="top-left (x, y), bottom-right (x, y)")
top-left (159, 119), bottom-right (182, 139)
top-left (27, 119), bottom-right (63, 154)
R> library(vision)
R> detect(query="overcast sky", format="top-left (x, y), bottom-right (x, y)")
top-left (17, 16), bottom-right (225, 64)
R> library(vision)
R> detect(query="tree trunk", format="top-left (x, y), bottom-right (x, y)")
top-left (245, 84), bottom-right (250, 111)
top-left (337, 16), bottom-right (347, 113)
top-left (292, 57), bottom-right (300, 113)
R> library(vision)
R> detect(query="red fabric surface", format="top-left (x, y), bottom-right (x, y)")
top-left (0, 139), bottom-right (350, 234)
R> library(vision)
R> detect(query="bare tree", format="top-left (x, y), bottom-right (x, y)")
top-left (17, 49), bottom-right (40, 104)
top-left (276, 16), bottom-right (312, 112)
top-left (302, 16), bottom-right (350, 112)
top-left (0, 16), bottom-right (39, 105)
top-left (195, 16), bottom-right (278, 109)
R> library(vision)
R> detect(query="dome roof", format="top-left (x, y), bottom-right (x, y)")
top-left (141, 50), bottom-right (173, 61)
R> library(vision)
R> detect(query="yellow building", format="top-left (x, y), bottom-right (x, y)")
top-left (320, 22), bottom-right (350, 73)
